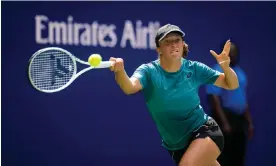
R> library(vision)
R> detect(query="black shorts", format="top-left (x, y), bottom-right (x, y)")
top-left (167, 117), bottom-right (224, 165)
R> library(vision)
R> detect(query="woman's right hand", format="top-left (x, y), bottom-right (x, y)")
top-left (109, 57), bottom-right (125, 73)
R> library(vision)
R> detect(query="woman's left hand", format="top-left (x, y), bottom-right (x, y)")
top-left (210, 40), bottom-right (231, 68)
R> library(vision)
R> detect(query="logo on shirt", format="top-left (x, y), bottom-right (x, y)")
top-left (187, 72), bottom-right (192, 78)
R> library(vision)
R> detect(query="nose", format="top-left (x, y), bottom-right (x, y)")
top-left (171, 42), bottom-right (176, 48)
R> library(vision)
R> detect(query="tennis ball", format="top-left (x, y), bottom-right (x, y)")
top-left (88, 54), bottom-right (102, 67)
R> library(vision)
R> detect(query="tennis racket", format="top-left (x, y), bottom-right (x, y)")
top-left (28, 47), bottom-right (112, 93)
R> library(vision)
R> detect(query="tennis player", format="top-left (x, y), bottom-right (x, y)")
top-left (109, 24), bottom-right (239, 166)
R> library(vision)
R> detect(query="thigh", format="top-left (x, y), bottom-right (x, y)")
top-left (197, 117), bottom-right (225, 152)
top-left (179, 117), bottom-right (224, 166)
top-left (179, 136), bottom-right (221, 166)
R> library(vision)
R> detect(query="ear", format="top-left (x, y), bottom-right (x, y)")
top-left (156, 47), bottom-right (162, 55)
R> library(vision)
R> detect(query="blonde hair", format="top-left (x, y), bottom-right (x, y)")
top-left (182, 42), bottom-right (189, 58)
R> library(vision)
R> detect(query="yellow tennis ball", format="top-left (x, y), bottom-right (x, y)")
top-left (88, 54), bottom-right (102, 67)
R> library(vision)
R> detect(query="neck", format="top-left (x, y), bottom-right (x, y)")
top-left (159, 57), bottom-right (182, 73)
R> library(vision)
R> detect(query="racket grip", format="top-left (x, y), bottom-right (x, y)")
top-left (96, 61), bottom-right (114, 68)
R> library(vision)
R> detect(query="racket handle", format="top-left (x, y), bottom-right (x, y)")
top-left (95, 61), bottom-right (114, 68)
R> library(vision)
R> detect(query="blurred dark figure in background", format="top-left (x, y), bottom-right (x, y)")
top-left (205, 42), bottom-right (254, 166)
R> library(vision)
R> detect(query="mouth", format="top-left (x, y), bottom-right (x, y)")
top-left (170, 50), bottom-right (179, 54)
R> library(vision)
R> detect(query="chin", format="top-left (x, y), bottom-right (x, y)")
top-left (171, 53), bottom-right (182, 59)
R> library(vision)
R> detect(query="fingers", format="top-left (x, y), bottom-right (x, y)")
top-left (223, 39), bottom-right (231, 54)
top-left (115, 58), bottom-right (124, 72)
top-left (109, 57), bottom-right (124, 72)
top-left (210, 50), bottom-right (218, 59)
top-left (211, 39), bottom-right (231, 58)
top-left (109, 57), bottom-right (116, 71)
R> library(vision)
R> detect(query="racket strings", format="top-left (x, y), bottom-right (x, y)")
top-left (29, 51), bottom-right (75, 91)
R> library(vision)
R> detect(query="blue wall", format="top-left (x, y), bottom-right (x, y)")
top-left (2, 2), bottom-right (276, 166)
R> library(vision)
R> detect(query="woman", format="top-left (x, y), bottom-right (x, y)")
top-left (109, 24), bottom-right (239, 166)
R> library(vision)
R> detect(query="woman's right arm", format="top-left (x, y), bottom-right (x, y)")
top-left (115, 70), bottom-right (142, 95)
top-left (110, 57), bottom-right (143, 95)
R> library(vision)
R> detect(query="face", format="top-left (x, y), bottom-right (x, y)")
top-left (157, 32), bottom-right (184, 61)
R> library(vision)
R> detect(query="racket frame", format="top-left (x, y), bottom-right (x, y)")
top-left (28, 47), bottom-right (111, 93)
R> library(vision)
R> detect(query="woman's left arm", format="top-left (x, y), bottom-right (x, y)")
top-left (214, 67), bottom-right (239, 90)
top-left (210, 40), bottom-right (239, 90)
